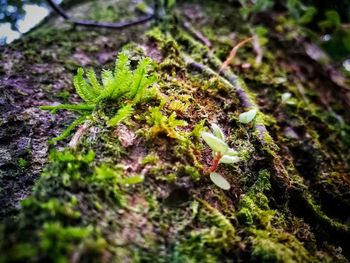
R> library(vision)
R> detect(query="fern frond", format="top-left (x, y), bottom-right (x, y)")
top-left (87, 69), bottom-right (102, 95)
top-left (40, 103), bottom-right (95, 113)
top-left (100, 69), bottom-right (115, 99)
top-left (111, 54), bottom-right (133, 99)
top-left (50, 115), bottom-right (87, 143)
top-left (133, 74), bottom-right (157, 103)
top-left (101, 69), bottom-right (114, 87)
top-left (114, 52), bottom-right (130, 75)
top-left (73, 68), bottom-right (98, 103)
top-left (129, 57), bottom-right (153, 100)
top-left (107, 104), bottom-right (134, 127)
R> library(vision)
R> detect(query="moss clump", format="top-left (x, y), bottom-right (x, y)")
top-left (250, 229), bottom-right (313, 263)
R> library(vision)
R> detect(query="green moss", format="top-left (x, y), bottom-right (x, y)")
top-left (238, 170), bottom-right (274, 227)
top-left (141, 153), bottom-right (160, 165)
top-left (237, 207), bottom-right (254, 225)
top-left (304, 193), bottom-right (349, 234)
top-left (179, 165), bottom-right (201, 181)
top-left (18, 157), bottom-right (28, 169)
top-left (250, 229), bottom-right (313, 263)
top-left (173, 200), bottom-right (236, 262)
top-left (145, 107), bottom-right (188, 140)
top-left (22, 197), bottom-right (81, 220)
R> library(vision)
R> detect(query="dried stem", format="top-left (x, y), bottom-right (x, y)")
top-left (220, 37), bottom-right (253, 73)
top-left (209, 152), bottom-right (222, 173)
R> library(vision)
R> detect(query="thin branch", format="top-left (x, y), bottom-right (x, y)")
top-left (68, 121), bottom-right (90, 148)
top-left (182, 20), bottom-right (212, 48)
top-left (252, 34), bottom-right (263, 66)
top-left (220, 36), bottom-right (253, 73)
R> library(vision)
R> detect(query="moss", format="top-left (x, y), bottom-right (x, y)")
top-left (17, 157), bottom-right (28, 169)
top-left (250, 229), bottom-right (314, 263)
top-left (173, 200), bottom-right (236, 262)
top-left (303, 193), bottom-right (349, 234)
top-left (141, 153), bottom-right (160, 165)
top-left (179, 165), bottom-right (201, 181)
top-left (237, 207), bottom-right (254, 225)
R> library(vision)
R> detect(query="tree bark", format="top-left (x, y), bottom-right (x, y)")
top-left (0, 0), bottom-right (349, 262)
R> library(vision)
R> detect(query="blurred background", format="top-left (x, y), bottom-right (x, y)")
top-left (0, 0), bottom-right (350, 72)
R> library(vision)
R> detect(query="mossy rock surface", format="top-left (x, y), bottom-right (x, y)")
top-left (0, 0), bottom-right (349, 262)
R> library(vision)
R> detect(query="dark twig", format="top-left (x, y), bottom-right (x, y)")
top-left (45, 0), bottom-right (155, 29)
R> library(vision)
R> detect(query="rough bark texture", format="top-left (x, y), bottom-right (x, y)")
top-left (0, 0), bottom-right (349, 262)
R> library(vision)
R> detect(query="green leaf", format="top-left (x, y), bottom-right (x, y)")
top-left (99, 69), bottom-right (115, 99)
top-left (107, 104), bottom-right (134, 127)
top-left (73, 68), bottom-right (97, 103)
top-left (87, 69), bottom-right (102, 95)
top-left (318, 10), bottom-right (341, 30)
top-left (40, 103), bottom-right (95, 113)
top-left (219, 155), bottom-right (240, 164)
top-left (201, 131), bottom-right (229, 154)
top-left (211, 123), bottom-right (225, 141)
top-left (210, 172), bottom-right (231, 190)
top-left (325, 10), bottom-right (341, 28)
top-left (111, 53), bottom-right (133, 99)
top-left (120, 175), bottom-right (144, 185)
top-left (226, 148), bottom-right (238, 156)
top-left (114, 52), bottom-right (130, 75)
top-left (239, 109), bottom-right (257, 124)
top-left (129, 57), bottom-right (154, 101)
top-left (50, 115), bottom-right (87, 144)
top-left (299, 6), bottom-right (317, 25)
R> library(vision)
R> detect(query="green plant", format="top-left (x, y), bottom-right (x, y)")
top-left (201, 124), bottom-right (240, 190)
top-left (281, 92), bottom-right (291, 103)
top-left (146, 107), bottom-right (187, 140)
top-left (18, 157), bottom-right (28, 169)
top-left (239, 109), bottom-right (257, 124)
top-left (239, 0), bottom-right (274, 20)
top-left (41, 52), bottom-right (157, 142)
top-left (239, 0), bottom-right (316, 25)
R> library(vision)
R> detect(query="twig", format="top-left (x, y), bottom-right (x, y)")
top-left (182, 20), bottom-right (212, 48)
top-left (209, 152), bottom-right (222, 173)
top-left (68, 121), bottom-right (89, 148)
top-left (220, 36), bottom-right (253, 73)
top-left (252, 34), bottom-right (263, 66)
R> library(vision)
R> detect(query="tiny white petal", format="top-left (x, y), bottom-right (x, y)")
top-left (281, 92), bottom-right (292, 103)
top-left (239, 109), bottom-right (257, 124)
top-left (211, 123), bottom-right (225, 140)
top-left (219, 155), bottom-right (240, 164)
top-left (210, 172), bottom-right (231, 190)
top-left (201, 132), bottom-right (229, 154)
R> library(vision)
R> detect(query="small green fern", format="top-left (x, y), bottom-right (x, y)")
top-left (41, 52), bottom-right (157, 143)
top-left (73, 52), bottom-right (156, 103)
